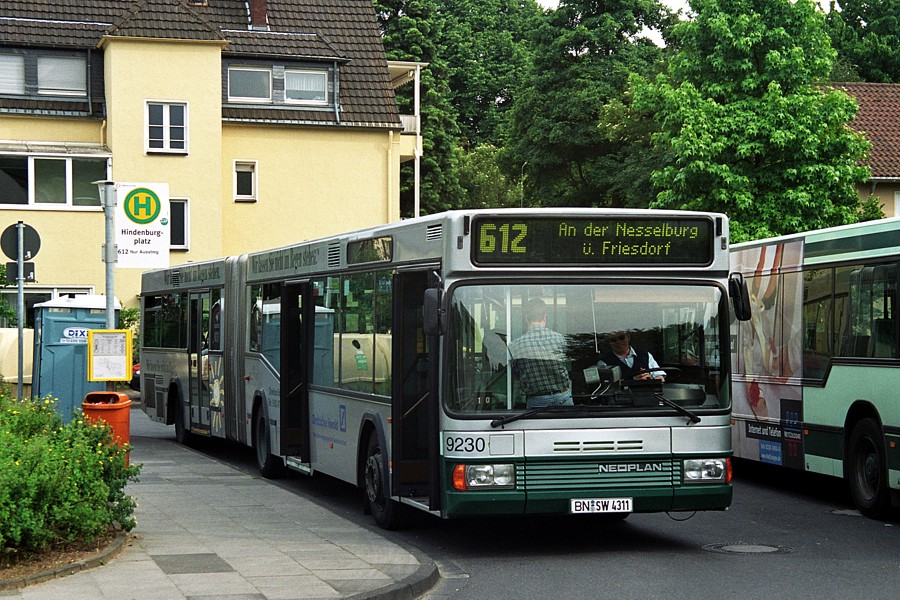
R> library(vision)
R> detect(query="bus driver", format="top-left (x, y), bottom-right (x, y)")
top-left (509, 298), bottom-right (574, 408)
top-left (601, 330), bottom-right (666, 382)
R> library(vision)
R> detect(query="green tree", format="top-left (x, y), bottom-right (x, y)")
top-left (825, 0), bottom-right (900, 83)
top-left (456, 144), bottom-right (523, 208)
top-left (501, 0), bottom-right (671, 208)
top-left (440, 0), bottom-right (544, 147)
top-left (633, 0), bottom-right (872, 242)
top-left (375, 0), bottom-right (466, 215)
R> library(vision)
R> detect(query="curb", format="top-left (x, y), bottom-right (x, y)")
top-left (349, 554), bottom-right (441, 600)
top-left (0, 532), bottom-right (129, 592)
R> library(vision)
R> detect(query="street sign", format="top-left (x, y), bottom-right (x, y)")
top-left (5, 261), bottom-right (35, 283)
top-left (1, 223), bottom-right (40, 260)
top-left (114, 182), bottom-right (170, 269)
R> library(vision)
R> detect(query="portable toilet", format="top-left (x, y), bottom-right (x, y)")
top-left (32, 295), bottom-right (120, 421)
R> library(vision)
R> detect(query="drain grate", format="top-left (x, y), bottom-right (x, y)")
top-left (702, 542), bottom-right (794, 555)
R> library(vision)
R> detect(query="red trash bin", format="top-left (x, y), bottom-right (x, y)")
top-left (82, 391), bottom-right (132, 465)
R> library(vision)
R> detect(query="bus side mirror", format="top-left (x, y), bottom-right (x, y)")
top-left (424, 288), bottom-right (444, 336)
top-left (729, 273), bottom-right (752, 321)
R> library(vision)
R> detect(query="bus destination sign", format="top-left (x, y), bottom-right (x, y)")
top-left (471, 216), bottom-right (714, 265)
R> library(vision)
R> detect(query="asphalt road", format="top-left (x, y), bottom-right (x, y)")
top-left (184, 436), bottom-right (900, 600)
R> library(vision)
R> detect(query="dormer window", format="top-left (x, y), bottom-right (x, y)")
top-left (228, 67), bottom-right (272, 103)
top-left (285, 69), bottom-right (327, 105)
top-left (0, 51), bottom-right (86, 98)
top-left (37, 56), bottom-right (87, 96)
top-left (0, 54), bottom-right (26, 94)
top-left (225, 63), bottom-right (331, 106)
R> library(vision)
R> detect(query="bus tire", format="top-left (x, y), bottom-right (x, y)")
top-left (364, 433), bottom-right (403, 530)
top-left (253, 407), bottom-right (285, 479)
top-left (847, 418), bottom-right (891, 519)
top-left (173, 398), bottom-right (191, 445)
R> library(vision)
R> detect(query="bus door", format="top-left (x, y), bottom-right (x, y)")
top-left (391, 271), bottom-right (438, 508)
top-left (188, 291), bottom-right (212, 434)
top-left (280, 282), bottom-right (310, 462)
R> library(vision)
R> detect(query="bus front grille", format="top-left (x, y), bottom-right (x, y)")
top-left (518, 458), bottom-right (678, 491)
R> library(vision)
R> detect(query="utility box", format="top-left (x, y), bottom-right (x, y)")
top-left (33, 295), bottom-right (120, 421)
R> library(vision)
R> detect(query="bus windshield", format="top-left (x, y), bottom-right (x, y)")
top-left (448, 283), bottom-right (727, 415)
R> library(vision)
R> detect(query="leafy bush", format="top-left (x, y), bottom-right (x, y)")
top-left (0, 394), bottom-right (141, 557)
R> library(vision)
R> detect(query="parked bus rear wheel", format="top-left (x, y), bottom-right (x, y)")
top-left (847, 418), bottom-right (891, 519)
top-left (253, 407), bottom-right (285, 479)
top-left (364, 433), bottom-right (403, 530)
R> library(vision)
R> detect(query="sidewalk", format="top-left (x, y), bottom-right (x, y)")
top-left (3, 399), bottom-right (438, 600)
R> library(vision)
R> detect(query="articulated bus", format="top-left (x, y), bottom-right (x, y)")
top-left (731, 217), bottom-right (900, 518)
top-left (139, 208), bottom-right (750, 528)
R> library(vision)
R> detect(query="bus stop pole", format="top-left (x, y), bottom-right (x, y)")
top-left (16, 222), bottom-right (24, 402)
top-left (99, 181), bottom-right (117, 392)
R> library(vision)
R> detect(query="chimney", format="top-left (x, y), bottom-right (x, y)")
top-left (248, 0), bottom-right (269, 30)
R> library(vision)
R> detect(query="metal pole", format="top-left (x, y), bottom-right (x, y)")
top-left (100, 182), bottom-right (117, 392)
top-left (16, 221), bottom-right (24, 402)
top-left (101, 182), bottom-right (116, 329)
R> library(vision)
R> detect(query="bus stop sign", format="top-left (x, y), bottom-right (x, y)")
top-left (1, 223), bottom-right (41, 260)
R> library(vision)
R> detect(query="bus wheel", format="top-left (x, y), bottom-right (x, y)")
top-left (847, 418), bottom-right (891, 519)
top-left (364, 434), bottom-right (402, 530)
top-left (253, 408), bottom-right (285, 479)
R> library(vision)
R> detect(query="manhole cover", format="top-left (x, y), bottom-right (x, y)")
top-left (702, 543), bottom-right (794, 555)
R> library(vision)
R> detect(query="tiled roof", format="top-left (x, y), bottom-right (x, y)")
top-left (223, 30), bottom-right (344, 60)
top-left (106, 0), bottom-right (225, 41)
top-left (834, 82), bottom-right (900, 178)
top-left (0, 0), bottom-right (400, 128)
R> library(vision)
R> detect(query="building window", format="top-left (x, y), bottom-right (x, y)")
top-left (0, 54), bottom-right (26, 95)
top-left (147, 102), bottom-right (187, 153)
top-left (0, 288), bottom-right (93, 328)
top-left (0, 155), bottom-right (108, 208)
top-left (228, 67), bottom-right (272, 102)
top-left (285, 69), bottom-right (327, 104)
top-left (234, 161), bottom-right (257, 202)
top-left (37, 56), bottom-right (87, 96)
top-left (170, 198), bottom-right (189, 250)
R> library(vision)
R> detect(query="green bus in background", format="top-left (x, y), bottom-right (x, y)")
top-left (731, 217), bottom-right (900, 519)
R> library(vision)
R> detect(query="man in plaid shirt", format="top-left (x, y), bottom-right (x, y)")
top-left (509, 298), bottom-right (573, 408)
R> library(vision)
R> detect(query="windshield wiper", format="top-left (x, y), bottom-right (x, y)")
top-left (653, 392), bottom-right (701, 424)
top-left (490, 406), bottom-right (571, 428)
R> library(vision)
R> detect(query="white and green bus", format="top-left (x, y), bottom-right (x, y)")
top-left (139, 208), bottom-right (750, 528)
top-left (731, 217), bottom-right (900, 518)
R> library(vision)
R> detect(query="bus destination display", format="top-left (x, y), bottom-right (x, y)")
top-left (472, 216), bottom-right (713, 265)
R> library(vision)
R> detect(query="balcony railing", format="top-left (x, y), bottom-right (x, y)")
top-left (400, 114), bottom-right (420, 135)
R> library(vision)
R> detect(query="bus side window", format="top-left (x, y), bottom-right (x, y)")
top-left (838, 263), bottom-right (897, 359)
top-left (868, 264), bottom-right (895, 358)
top-left (802, 268), bottom-right (832, 379)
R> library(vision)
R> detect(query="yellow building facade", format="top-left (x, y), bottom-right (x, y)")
top-left (1, 0), bottom-right (420, 319)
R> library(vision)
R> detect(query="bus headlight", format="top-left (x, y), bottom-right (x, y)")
top-left (683, 458), bottom-right (731, 484)
top-left (452, 464), bottom-right (515, 490)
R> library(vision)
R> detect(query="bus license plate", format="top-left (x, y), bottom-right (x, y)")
top-left (570, 498), bottom-right (632, 514)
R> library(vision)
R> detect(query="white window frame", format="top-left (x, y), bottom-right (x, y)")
top-left (169, 197), bottom-right (189, 250)
top-left (37, 55), bottom-right (87, 97)
top-left (146, 101), bottom-right (189, 154)
top-left (227, 67), bottom-right (273, 103)
top-left (234, 160), bottom-right (258, 202)
top-left (0, 154), bottom-right (109, 210)
top-left (0, 54), bottom-right (26, 95)
top-left (284, 68), bottom-right (328, 105)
